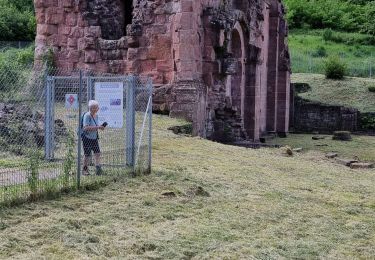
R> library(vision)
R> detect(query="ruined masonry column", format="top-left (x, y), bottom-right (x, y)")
top-left (266, 2), bottom-right (280, 133)
top-left (170, 0), bottom-right (202, 120)
top-left (259, 4), bottom-right (270, 134)
top-left (243, 50), bottom-right (261, 142)
top-left (276, 18), bottom-right (290, 134)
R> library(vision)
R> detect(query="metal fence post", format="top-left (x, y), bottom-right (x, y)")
top-left (77, 70), bottom-right (83, 189)
top-left (370, 57), bottom-right (373, 78)
top-left (44, 76), bottom-right (54, 160)
top-left (126, 75), bottom-right (135, 169)
top-left (148, 78), bottom-right (153, 174)
top-left (87, 75), bottom-right (93, 100)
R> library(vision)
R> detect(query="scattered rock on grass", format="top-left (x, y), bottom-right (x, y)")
top-left (312, 136), bottom-right (326, 140)
top-left (350, 162), bottom-right (374, 169)
top-left (332, 131), bottom-right (352, 141)
top-left (326, 152), bottom-right (338, 158)
top-left (161, 191), bottom-right (176, 197)
top-left (335, 158), bottom-right (359, 167)
top-left (293, 147), bottom-right (303, 153)
top-left (186, 186), bottom-right (210, 197)
top-left (167, 124), bottom-right (192, 135)
top-left (280, 146), bottom-right (293, 156)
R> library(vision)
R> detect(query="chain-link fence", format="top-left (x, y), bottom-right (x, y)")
top-left (0, 65), bottom-right (152, 206)
top-left (0, 41), bottom-right (33, 50)
top-left (291, 51), bottom-right (375, 78)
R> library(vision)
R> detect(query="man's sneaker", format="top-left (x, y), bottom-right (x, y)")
top-left (82, 166), bottom-right (90, 176)
top-left (96, 165), bottom-right (103, 176)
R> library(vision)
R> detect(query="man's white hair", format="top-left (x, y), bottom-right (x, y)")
top-left (88, 100), bottom-right (99, 109)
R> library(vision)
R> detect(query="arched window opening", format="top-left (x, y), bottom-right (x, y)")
top-left (230, 30), bottom-right (243, 112)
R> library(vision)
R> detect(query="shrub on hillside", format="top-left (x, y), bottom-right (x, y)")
top-left (322, 29), bottom-right (345, 43)
top-left (368, 86), bottom-right (375, 93)
top-left (312, 46), bottom-right (327, 57)
top-left (0, 45), bottom-right (34, 98)
top-left (322, 28), bottom-right (334, 41)
top-left (324, 56), bottom-right (347, 79)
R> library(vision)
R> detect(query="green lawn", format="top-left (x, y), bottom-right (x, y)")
top-left (292, 73), bottom-right (375, 113)
top-left (0, 115), bottom-right (374, 259)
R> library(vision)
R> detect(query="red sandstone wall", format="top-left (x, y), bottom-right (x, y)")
top-left (34, 0), bottom-right (291, 142)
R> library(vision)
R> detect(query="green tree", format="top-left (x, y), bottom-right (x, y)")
top-left (0, 0), bottom-right (35, 41)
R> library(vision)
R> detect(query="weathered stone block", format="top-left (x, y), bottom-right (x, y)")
top-left (85, 26), bottom-right (101, 38)
top-left (58, 25), bottom-right (71, 35)
top-left (326, 152), bottom-right (338, 158)
top-left (181, 0), bottom-right (193, 12)
top-left (108, 60), bottom-right (123, 74)
top-left (67, 50), bottom-right (80, 61)
top-left (335, 158), bottom-right (359, 167)
top-left (84, 50), bottom-right (97, 63)
top-left (99, 39), bottom-right (118, 50)
top-left (350, 163), bottom-right (374, 169)
top-left (37, 24), bottom-right (58, 36)
top-left (78, 37), bottom-right (96, 50)
top-left (61, 0), bottom-right (74, 8)
top-left (45, 8), bottom-right (64, 24)
top-left (35, 11), bottom-right (45, 24)
top-left (67, 38), bottom-right (77, 47)
top-left (126, 36), bottom-right (140, 48)
top-left (65, 13), bottom-right (77, 26)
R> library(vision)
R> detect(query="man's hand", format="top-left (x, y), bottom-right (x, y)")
top-left (98, 126), bottom-right (105, 130)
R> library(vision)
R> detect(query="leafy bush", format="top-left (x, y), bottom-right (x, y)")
top-left (322, 29), bottom-right (334, 42)
top-left (0, 45), bottom-right (34, 98)
top-left (360, 113), bottom-right (375, 130)
top-left (324, 56), bottom-right (347, 79)
top-left (368, 86), bottom-right (375, 92)
top-left (284, 0), bottom-right (375, 35)
top-left (312, 46), bottom-right (327, 57)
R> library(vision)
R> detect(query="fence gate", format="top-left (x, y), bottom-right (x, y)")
top-left (44, 71), bottom-right (152, 186)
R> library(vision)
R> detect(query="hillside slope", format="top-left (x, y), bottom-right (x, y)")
top-left (292, 73), bottom-right (375, 113)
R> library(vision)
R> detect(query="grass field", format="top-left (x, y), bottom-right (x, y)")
top-left (0, 115), bottom-right (374, 259)
top-left (289, 29), bottom-right (375, 77)
top-left (270, 133), bottom-right (375, 162)
top-left (292, 73), bottom-right (375, 113)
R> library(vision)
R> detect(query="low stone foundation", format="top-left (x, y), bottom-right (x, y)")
top-left (292, 96), bottom-right (359, 133)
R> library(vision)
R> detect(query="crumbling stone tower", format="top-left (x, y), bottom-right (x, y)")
top-left (34, 0), bottom-right (291, 142)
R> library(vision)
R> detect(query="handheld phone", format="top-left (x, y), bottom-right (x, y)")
top-left (102, 122), bottom-right (108, 127)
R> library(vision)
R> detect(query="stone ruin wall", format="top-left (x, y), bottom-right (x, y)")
top-left (34, 0), bottom-right (290, 142)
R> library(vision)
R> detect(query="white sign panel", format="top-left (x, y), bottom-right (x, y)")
top-left (65, 94), bottom-right (78, 109)
top-left (95, 82), bottom-right (124, 128)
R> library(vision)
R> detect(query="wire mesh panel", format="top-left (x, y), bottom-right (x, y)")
top-left (0, 65), bottom-right (152, 206)
top-left (290, 50), bottom-right (375, 78)
top-left (134, 77), bottom-right (152, 174)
